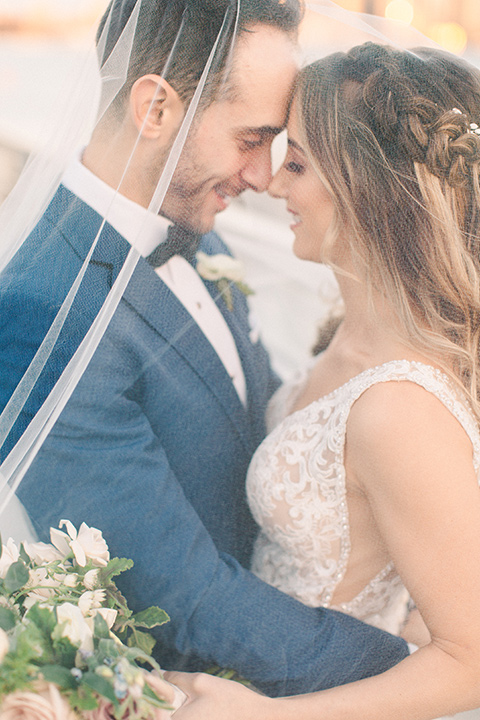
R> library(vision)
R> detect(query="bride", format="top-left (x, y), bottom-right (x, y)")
top-left (166, 42), bottom-right (480, 719)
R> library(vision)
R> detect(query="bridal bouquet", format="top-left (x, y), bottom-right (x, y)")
top-left (0, 520), bottom-right (178, 720)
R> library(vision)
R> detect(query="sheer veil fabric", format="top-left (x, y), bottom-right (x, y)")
top-left (0, 0), bottom-right (448, 532)
top-left (0, 0), bottom-right (259, 520)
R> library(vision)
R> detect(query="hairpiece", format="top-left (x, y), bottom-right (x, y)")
top-left (452, 107), bottom-right (480, 136)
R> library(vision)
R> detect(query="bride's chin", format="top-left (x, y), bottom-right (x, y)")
top-left (292, 239), bottom-right (318, 263)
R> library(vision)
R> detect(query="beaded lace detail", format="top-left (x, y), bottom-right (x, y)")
top-left (246, 360), bottom-right (480, 634)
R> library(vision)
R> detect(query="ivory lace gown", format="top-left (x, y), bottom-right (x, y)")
top-left (246, 360), bottom-right (480, 637)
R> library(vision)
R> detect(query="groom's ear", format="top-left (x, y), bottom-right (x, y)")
top-left (129, 75), bottom-right (184, 140)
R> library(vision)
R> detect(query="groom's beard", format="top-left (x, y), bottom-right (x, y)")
top-left (160, 141), bottom-right (247, 235)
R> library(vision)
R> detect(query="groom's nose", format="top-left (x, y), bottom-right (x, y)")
top-left (239, 149), bottom-right (273, 193)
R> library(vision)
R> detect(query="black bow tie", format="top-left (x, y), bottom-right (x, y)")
top-left (147, 224), bottom-right (201, 268)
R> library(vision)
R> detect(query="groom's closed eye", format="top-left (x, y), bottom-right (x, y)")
top-left (238, 126), bottom-right (283, 152)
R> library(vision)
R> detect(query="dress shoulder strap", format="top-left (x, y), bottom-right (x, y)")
top-left (342, 360), bottom-right (480, 473)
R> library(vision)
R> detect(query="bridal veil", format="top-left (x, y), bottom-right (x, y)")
top-left (0, 0), bottom-right (466, 531)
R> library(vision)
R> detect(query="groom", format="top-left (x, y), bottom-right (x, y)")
top-left (2, 0), bottom-right (409, 696)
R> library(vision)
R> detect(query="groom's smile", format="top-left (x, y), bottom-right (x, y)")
top-left (160, 24), bottom-right (298, 234)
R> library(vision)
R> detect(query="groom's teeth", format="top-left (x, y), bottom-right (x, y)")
top-left (216, 189), bottom-right (232, 205)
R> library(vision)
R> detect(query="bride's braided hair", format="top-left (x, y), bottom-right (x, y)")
top-left (297, 43), bottom-right (480, 420)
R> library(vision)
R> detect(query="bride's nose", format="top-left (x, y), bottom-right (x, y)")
top-left (268, 166), bottom-right (287, 198)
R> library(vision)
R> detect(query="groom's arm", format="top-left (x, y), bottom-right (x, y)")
top-left (19, 308), bottom-right (409, 699)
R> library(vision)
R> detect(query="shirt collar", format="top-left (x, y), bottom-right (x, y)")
top-left (61, 154), bottom-right (171, 258)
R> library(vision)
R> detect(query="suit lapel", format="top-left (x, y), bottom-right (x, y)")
top-left (52, 187), bottom-right (253, 451)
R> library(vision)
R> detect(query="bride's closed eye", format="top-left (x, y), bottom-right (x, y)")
top-left (285, 160), bottom-right (305, 174)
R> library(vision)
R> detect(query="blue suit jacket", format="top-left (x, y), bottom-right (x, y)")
top-left (0, 185), bottom-right (409, 695)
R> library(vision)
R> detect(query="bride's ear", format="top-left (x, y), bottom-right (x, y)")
top-left (129, 75), bottom-right (184, 140)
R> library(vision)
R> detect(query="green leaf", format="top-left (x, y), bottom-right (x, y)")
top-left (0, 606), bottom-right (16, 631)
top-left (132, 606), bottom-right (169, 629)
top-left (41, 664), bottom-right (77, 690)
top-left (236, 281), bottom-right (254, 297)
top-left (82, 671), bottom-right (118, 707)
top-left (96, 638), bottom-right (122, 663)
top-left (124, 646), bottom-right (161, 674)
top-left (51, 635), bottom-right (78, 668)
top-left (127, 629), bottom-right (155, 656)
top-left (100, 557), bottom-right (133, 583)
top-left (93, 612), bottom-right (110, 639)
top-left (19, 543), bottom-right (30, 564)
top-left (4, 560), bottom-right (30, 592)
top-left (216, 279), bottom-right (233, 310)
top-left (70, 685), bottom-right (99, 712)
top-left (26, 604), bottom-right (56, 636)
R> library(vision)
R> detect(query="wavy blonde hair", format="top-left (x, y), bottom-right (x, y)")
top-left (297, 43), bottom-right (480, 420)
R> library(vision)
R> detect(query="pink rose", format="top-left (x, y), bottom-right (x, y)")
top-left (0, 682), bottom-right (78, 720)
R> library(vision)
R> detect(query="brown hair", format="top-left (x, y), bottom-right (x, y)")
top-left (297, 43), bottom-right (480, 418)
top-left (97, 0), bottom-right (302, 111)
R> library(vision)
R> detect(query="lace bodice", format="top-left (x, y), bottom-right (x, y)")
top-left (246, 360), bottom-right (480, 634)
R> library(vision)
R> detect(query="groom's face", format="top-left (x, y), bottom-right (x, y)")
top-left (161, 24), bottom-right (298, 234)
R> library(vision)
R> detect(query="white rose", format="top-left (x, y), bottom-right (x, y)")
top-left (0, 628), bottom-right (9, 663)
top-left (56, 602), bottom-right (94, 653)
top-left (50, 526), bottom-right (73, 558)
top-left (196, 252), bottom-right (245, 283)
top-left (74, 524), bottom-right (109, 567)
top-left (24, 541), bottom-right (63, 565)
top-left (51, 521), bottom-right (110, 568)
top-left (0, 538), bottom-right (19, 579)
top-left (78, 590), bottom-right (105, 616)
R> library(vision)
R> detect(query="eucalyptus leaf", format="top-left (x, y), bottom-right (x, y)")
top-left (94, 612), bottom-right (110, 639)
top-left (0, 606), bottom-right (16, 631)
top-left (97, 638), bottom-right (121, 661)
top-left (52, 635), bottom-right (78, 668)
top-left (41, 664), bottom-right (77, 690)
top-left (26, 604), bottom-right (56, 636)
top-left (70, 686), bottom-right (99, 712)
top-left (82, 671), bottom-right (119, 707)
top-left (19, 543), bottom-right (30, 564)
top-left (132, 606), bottom-right (169, 629)
top-left (4, 561), bottom-right (29, 593)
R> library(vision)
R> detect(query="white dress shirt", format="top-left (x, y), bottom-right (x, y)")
top-left (62, 158), bottom-right (247, 405)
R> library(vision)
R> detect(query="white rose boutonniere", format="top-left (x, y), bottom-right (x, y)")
top-left (196, 251), bottom-right (254, 311)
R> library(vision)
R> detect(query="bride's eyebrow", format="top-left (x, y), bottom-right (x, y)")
top-left (287, 137), bottom-right (305, 154)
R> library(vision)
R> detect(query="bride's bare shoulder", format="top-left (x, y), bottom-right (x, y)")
top-left (345, 378), bottom-right (475, 489)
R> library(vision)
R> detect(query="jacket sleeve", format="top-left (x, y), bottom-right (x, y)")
top-left (19, 302), bottom-right (409, 698)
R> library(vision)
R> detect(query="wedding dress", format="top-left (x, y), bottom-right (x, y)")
top-left (247, 360), bottom-right (480, 720)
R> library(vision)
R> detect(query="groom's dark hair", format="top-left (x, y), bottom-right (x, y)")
top-left (97, 0), bottom-right (302, 111)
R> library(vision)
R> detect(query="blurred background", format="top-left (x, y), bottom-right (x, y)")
top-left (1, 0), bottom-right (479, 374)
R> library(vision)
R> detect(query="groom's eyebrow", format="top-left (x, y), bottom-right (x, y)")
top-left (241, 125), bottom-right (284, 138)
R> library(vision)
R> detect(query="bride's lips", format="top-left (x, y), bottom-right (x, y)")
top-left (288, 208), bottom-right (301, 230)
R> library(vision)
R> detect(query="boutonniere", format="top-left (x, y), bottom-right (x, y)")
top-left (196, 251), bottom-right (254, 311)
